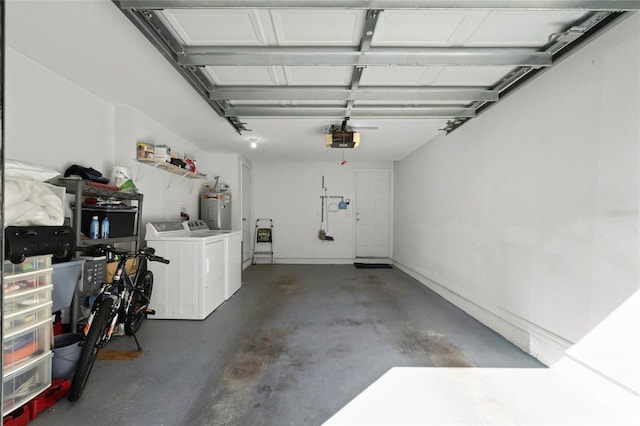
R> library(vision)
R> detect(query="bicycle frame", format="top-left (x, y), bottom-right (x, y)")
top-left (82, 253), bottom-right (147, 346)
top-left (69, 245), bottom-right (167, 402)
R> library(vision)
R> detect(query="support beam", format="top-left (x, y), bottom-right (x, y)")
top-left (119, 0), bottom-right (640, 11)
top-left (180, 47), bottom-right (552, 67)
top-left (346, 9), bottom-right (381, 118)
top-left (210, 87), bottom-right (499, 102)
top-left (224, 106), bottom-right (475, 118)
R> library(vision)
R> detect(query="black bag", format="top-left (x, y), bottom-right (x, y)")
top-left (64, 164), bottom-right (109, 184)
top-left (5, 226), bottom-right (76, 264)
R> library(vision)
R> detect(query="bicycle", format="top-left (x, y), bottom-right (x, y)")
top-left (67, 245), bottom-right (169, 402)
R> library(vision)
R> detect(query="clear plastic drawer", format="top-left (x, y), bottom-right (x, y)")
top-left (3, 301), bottom-right (53, 334)
top-left (3, 352), bottom-right (52, 416)
top-left (3, 285), bottom-right (53, 316)
top-left (4, 270), bottom-right (53, 297)
top-left (3, 255), bottom-right (52, 277)
top-left (3, 318), bottom-right (52, 371)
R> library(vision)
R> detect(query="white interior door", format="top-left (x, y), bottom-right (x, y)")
top-left (241, 162), bottom-right (252, 266)
top-left (355, 170), bottom-right (391, 258)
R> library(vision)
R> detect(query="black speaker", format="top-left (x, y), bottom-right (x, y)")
top-left (4, 226), bottom-right (76, 264)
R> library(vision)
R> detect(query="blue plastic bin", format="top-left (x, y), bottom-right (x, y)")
top-left (52, 258), bottom-right (84, 312)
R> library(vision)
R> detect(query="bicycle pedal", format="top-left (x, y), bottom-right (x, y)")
top-left (145, 309), bottom-right (156, 315)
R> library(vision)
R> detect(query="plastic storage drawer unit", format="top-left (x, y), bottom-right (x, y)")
top-left (2, 352), bottom-right (52, 415)
top-left (4, 269), bottom-right (53, 298)
top-left (3, 286), bottom-right (53, 317)
top-left (3, 256), bottom-right (52, 276)
top-left (3, 255), bottom-right (53, 416)
top-left (3, 302), bottom-right (52, 334)
top-left (3, 319), bottom-right (52, 368)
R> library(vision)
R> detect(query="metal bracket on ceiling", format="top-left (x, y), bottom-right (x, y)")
top-left (440, 117), bottom-right (470, 135)
top-left (228, 117), bottom-right (251, 134)
top-left (114, 1), bottom-right (248, 135)
top-left (446, 10), bottom-right (623, 136)
top-left (549, 26), bottom-right (587, 44)
top-left (138, 9), bottom-right (184, 57)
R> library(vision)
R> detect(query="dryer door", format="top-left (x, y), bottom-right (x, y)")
top-left (203, 239), bottom-right (226, 317)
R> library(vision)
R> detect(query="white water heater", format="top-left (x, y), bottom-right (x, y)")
top-left (200, 192), bottom-right (232, 230)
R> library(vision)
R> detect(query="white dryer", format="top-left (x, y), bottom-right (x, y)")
top-left (145, 220), bottom-right (240, 320)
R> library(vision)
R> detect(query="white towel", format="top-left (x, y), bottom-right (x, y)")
top-left (4, 177), bottom-right (64, 226)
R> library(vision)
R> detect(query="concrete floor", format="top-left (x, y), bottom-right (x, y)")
top-left (31, 264), bottom-right (543, 426)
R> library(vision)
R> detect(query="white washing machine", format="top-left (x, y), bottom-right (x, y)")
top-left (145, 220), bottom-right (241, 320)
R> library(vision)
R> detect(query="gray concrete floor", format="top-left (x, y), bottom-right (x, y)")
top-left (31, 264), bottom-right (543, 426)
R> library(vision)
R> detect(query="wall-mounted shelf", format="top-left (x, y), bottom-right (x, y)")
top-left (136, 158), bottom-right (207, 180)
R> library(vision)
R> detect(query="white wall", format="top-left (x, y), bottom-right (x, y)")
top-left (252, 160), bottom-right (392, 263)
top-left (5, 47), bottom-right (113, 173)
top-left (393, 11), bottom-right (639, 384)
top-left (112, 106), bottom-right (209, 233)
top-left (4, 46), bottom-right (213, 242)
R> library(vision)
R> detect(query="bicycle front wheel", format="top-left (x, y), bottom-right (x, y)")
top-left (125, 270), bottom-right (153, 335)
top-left (68, 297), bottom-right (114, 402)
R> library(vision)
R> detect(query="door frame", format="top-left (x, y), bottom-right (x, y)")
top-left (353, 168), bottom-right (393, 260)
top-left (241, 159), bottom-right (252, 269)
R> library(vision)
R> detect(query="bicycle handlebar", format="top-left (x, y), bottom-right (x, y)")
top-left (81, 244), bottom-right (169, 264)
top-left (149, 254), bottom-right (170, 264)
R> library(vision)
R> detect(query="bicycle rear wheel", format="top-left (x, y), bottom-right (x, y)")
top-left (68, 297), bottom-right (114, 402)
top-left (125, 270), bottom-right (153, 335)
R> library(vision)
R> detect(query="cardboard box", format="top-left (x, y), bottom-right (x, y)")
top-left (154, 144), bottom-right (171, 162)
top-left (137, 142), bottom-right (154, 160)
top-left (105, 258), bottom-right (136, 283)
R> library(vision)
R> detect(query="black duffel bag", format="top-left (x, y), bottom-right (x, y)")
top-left (5, 226), bottom-right (76, 264)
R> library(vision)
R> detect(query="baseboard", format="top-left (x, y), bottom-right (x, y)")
top-left (250, 257), bottom-right (392, 265)
top-left (274, 258), bottom-right (355, 264)
top-left (393, 260), bottom-right (572, 366)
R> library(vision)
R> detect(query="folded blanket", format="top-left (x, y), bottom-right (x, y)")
top-left (4, 177), bottom-right (64, 226)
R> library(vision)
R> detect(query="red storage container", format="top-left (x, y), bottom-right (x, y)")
top-left (2, 405), bottom-right (30, 426)
top-left (27, 379), bottom-right (70, 420)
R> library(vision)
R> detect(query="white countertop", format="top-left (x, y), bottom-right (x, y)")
top-left (323, 367), bottom-right (632, 426)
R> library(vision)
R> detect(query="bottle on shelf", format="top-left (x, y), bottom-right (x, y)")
top-left (101, 215), bottom-right (110, 239)
top-left (90, 216), bottom-right (100, 239)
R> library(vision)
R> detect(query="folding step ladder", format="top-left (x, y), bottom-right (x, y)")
top-left (252, 218), bottom-right (274, 264)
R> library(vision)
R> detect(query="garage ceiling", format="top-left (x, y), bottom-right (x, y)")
top-left (115, 1), bottom-right (636, 147)
top-left (6, 2), bottom-right (638, 162)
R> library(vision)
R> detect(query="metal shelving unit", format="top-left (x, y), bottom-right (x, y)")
top-left (48, 177), bottom-right (145, 333)
top-left (48, 177), bottom-right (144, 251)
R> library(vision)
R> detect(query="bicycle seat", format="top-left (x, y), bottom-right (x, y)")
top-left (139, 247), bottom-right (156, 256)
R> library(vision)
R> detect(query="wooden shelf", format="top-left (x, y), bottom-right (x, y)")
top-left (136, 158), bottom-right (207, 180)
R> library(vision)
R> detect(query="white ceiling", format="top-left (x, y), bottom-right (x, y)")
top-left (5, 1), bottom-right (634, 162)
